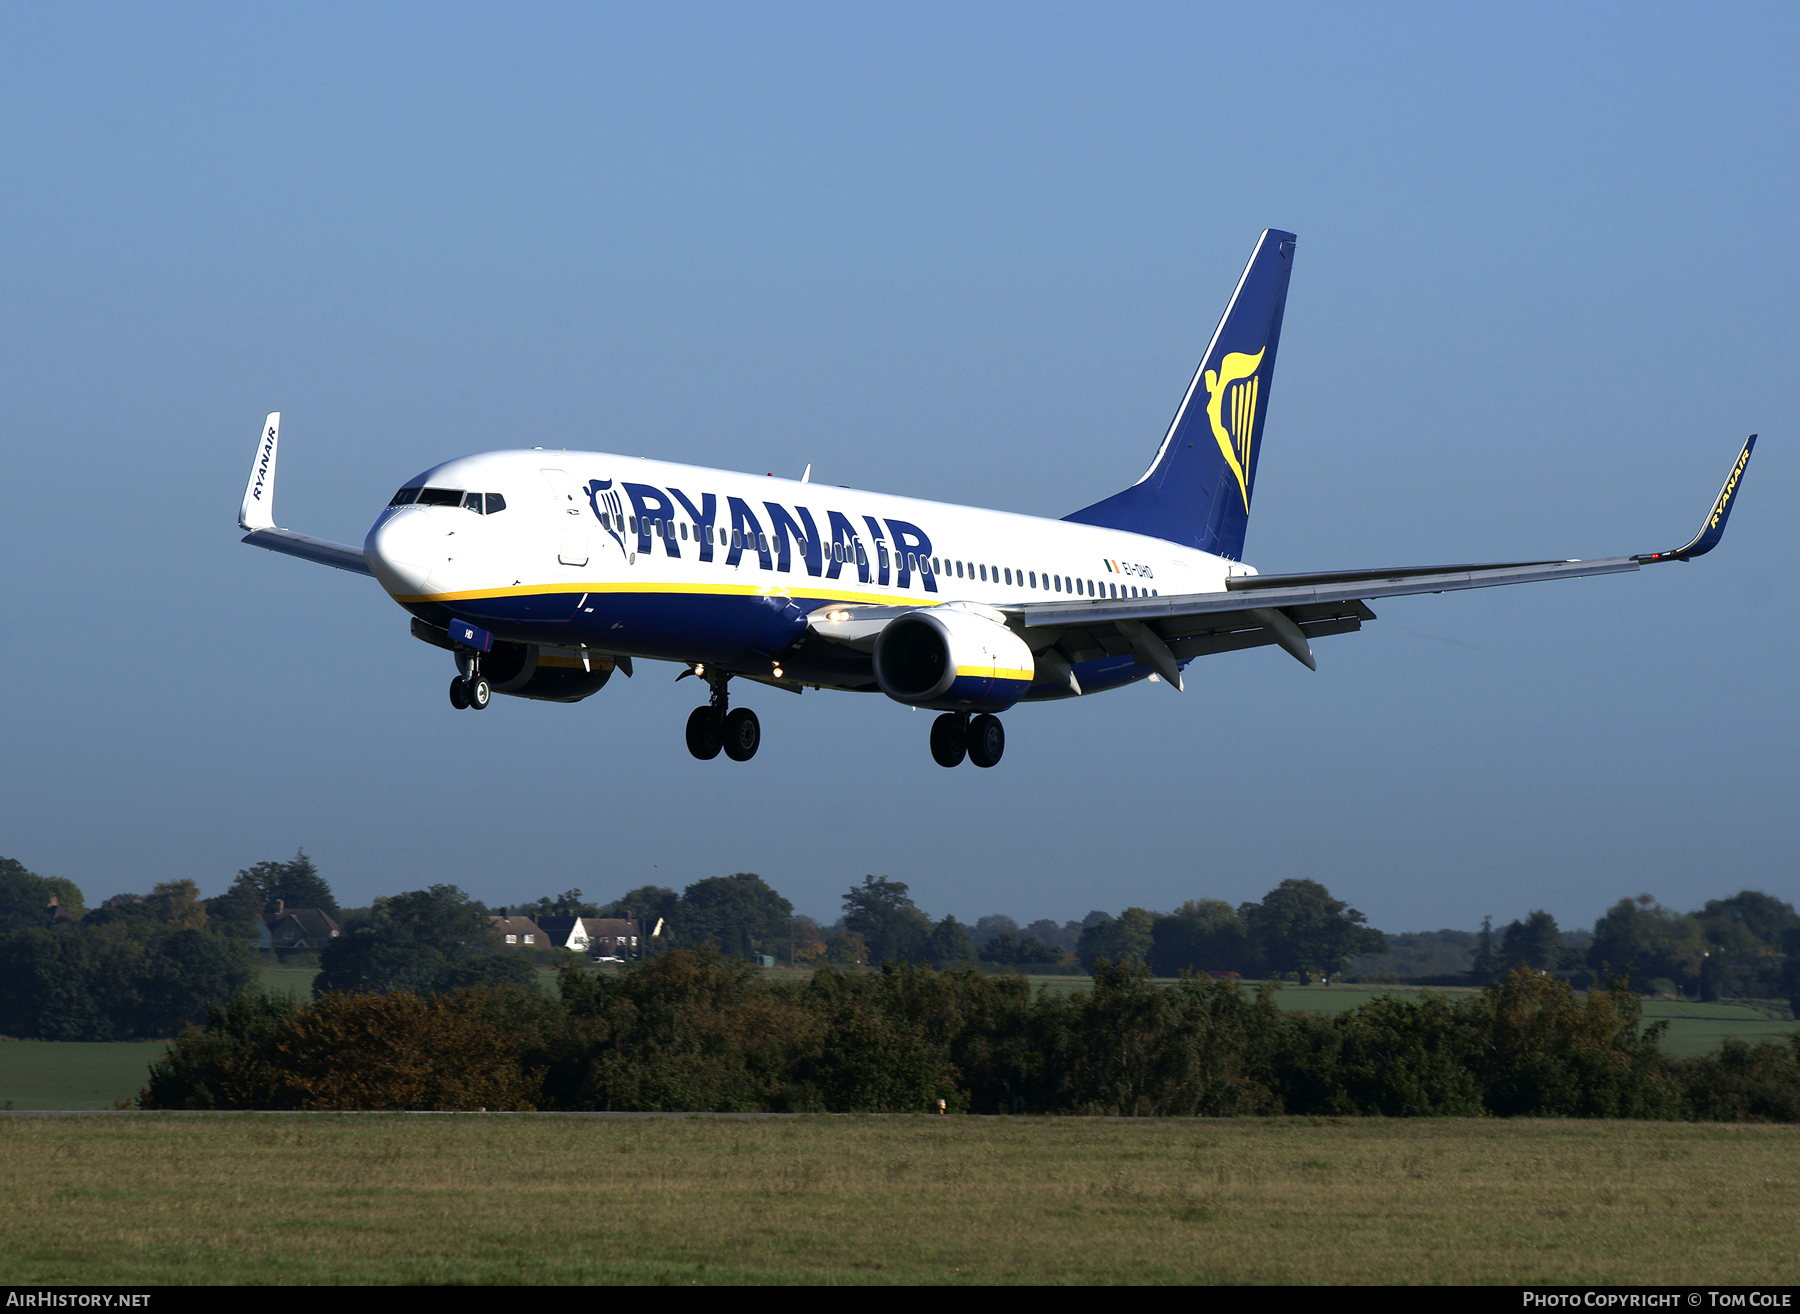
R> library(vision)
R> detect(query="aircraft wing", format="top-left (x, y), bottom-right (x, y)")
top-left (240, 527), bottom-right (373, 575)
top-left (996, 434), bottom-right (1756, 687)
top-left (237, 412), bottom-right (374, 577)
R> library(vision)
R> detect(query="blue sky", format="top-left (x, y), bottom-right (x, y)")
top-left (1, 3), bottom-right (1794, 934)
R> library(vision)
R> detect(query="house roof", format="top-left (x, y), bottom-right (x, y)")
top-left (533, 916), bottom-right (587, 946)
top-left (260, 907), bottom-right (341, 946)
top-left (490, 915), bottom-right (548, 943)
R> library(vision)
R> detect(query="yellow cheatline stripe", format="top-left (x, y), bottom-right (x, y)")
top-left (394, 579), bottom-right (934, 609)
top-left (954, 666), bottom-right (1035, 682)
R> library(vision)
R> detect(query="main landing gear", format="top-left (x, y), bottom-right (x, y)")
top-left (685, 671), bottom-right (759, 762)
top-left (930, 712), bottom-right (1004, 768)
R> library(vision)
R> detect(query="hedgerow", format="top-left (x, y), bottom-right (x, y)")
top-left (139, 954), bottom-right (1798, 1120)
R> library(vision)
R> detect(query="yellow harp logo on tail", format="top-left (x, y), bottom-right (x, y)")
top-left (1204, 347), bottom-right (1265, 511)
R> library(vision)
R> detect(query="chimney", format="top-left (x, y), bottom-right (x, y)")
top-left (275, 899), bottom-right (285, 917)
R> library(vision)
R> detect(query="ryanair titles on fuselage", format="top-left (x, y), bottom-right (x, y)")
top-left (382, 451), bottom-right (1230, 608)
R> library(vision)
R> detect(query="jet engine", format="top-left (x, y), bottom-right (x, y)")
top-left (414, 619), bottom-right (614, 702)
top-left (871, 606), bottom-right (1036, 713)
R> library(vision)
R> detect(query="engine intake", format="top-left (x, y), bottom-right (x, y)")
top-left (871, 607), bottom-right (1035, 713)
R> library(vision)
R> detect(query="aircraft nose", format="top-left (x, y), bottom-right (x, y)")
top-left (365, 509), bottom-right (441, 596)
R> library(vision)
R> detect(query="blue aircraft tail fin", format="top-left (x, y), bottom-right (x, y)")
top-left (1064, 228), bottom-right (1296, 560)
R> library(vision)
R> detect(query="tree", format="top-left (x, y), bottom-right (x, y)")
top-left (1696, 891), bottom-right (1800, 957)
top-left (1588, 895), bottom-right (1708, 993)
top-left (926, 915), bottom-right (976, 965)
top-left (678, 873), bottom-right (793, 960)
top-left (972, 915), bottom-right (1018, 946)
top-left (789, 915), bottom-right (829, 965)
top-left (1471, 915), bottom-right (1500, 980)
top-left (1500, 910), bottom-right (1566, 971)
top-left (1243, 880), bottom-right (1386, 979)
top-left (204, 876), bottom-right (265, 941)
top-left (144, 879), bottom-right (210, 930)
top-left (827, 930), bottom-right (868, 965)
top-left (231, 850), bottom-right (339, 918)
top-left (1150, 900), bottom-right (1252, 977)
top-left (1077, 908), bottom-right (1155, 970)
top-left (1022, 919), bottom-right (1082, 954)
top-left (528, 889), bottom-right (600, 918)
top-left (601, 885), bottom-right (680, 950)
top-left (842, 876), bottom-right (931, 964)
top-left (313, 885), bottom-right (533, 997)
top-left (0, 856), bottom-right (85, 932)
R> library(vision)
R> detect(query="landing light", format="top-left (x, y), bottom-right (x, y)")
top-left (826, 610), bottom-right (850, 622)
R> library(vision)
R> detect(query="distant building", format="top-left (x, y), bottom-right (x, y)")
top-left (580, 917), bottom-right (641, 960)
top-left (532, 915), bottom-right (591, 953)
top-left (259, 901), bottom-right (341, 950)
top-left (45, 896), bottom-right (76, 928)
top-left (490, 912), bottom-right (549, 947)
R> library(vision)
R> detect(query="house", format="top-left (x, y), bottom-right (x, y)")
top-left (532, 916), bottom-right (591, 953)
top-left (259, 901), bottom-right (341, 950)
top-left (490, 912), bottom-right (549, 948)
top-left (45, 896), bottom-right (76, 928)
top-left (580, 917), bottom-right (641, 960)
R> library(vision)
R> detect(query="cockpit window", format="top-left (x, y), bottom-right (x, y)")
top-left (397, 486), bottom-right (504, 513)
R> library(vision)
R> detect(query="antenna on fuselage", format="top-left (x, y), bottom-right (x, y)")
top-left (801, 463), bottom-right (812, 483)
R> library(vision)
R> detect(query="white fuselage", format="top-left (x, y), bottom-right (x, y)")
top-left (364, 449), bottom-right (1248, 694)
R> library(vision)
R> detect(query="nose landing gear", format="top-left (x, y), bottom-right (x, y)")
top-left (686, 669), bottom-right (759, 762)
top-left (449, 664), bottom-right (491, 711)
top-left (931, 711), bottom-right (1003, 767)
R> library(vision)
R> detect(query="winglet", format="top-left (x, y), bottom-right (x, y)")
top-left (239, 412), bottom-right (280, 531)
top-left (1637, 435), bottom-right (1756, 564)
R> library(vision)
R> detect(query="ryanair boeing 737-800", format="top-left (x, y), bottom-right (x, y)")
top-left (238, 229), bottom-right (1756, 768)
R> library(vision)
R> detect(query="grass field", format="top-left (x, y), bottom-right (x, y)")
top-left (1, 1113), bottom-right (1796, 1284)
top-left (0, 1043), bottom-right (165, 1111)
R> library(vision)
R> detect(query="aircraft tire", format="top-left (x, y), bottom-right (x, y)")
top-left (929, 713), bottom-right (967, 768)
top-left (686, 705), bottom-right (723, 760)
top-left (468, 677), bottom-right (492, 710)
top-left (967, 714), bottom-right (1004, 768)
top-left (722, 707), bottom-right (760, 762)
top-left (449, 677), bottom-right (471, 710)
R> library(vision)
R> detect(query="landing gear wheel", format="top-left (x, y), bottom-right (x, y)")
top-left (929, 713), bottom-right (967, 768)
top-left (467, 677), bottom-right (491, 710)
top-left (449, 677), bottom-right (471, 710)
top-left (966, 714), bottom-right (1004, 768)
top-left (686, 705), bottom-right (723, 760)
top-left (722, 707), bottom-right (761, 761)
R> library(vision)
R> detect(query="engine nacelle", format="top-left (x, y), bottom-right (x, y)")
top-left (465, 641), bottom-right (614, 702)
top-left (871, 605), bottom-right (1035, 713)
top-left (416, 619), bottom-right (614, 703)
